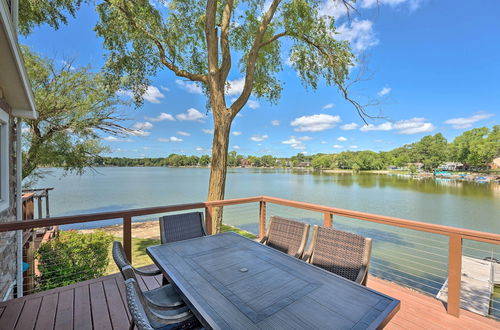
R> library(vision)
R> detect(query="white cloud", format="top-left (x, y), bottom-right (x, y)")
top-left (233, 145), bottom-right (240, 150)
top-left (333, 144), bottom-right (344, 149)
top-left (176, 108), bottom-right (206, 121)
top-left (360, 122), bottom-right (394, 132)
top-left (282, 137), bottom-right (306, 150)
top-left (271, 120), bottom-right (280, 126)
top-left (322, 103), bottom-right (334, 110)
top-left (195, 146), bottom-right (206, 152)
top-left (117, 85), bottom-right (165, 103)
top-left (129, 121), bottom-right (153, 136)
top-left (394, 118), bottom-right (435, 134)
top-left (336, 19), bottom-right (378, 52)
top-left (337, 136), bottom-right (348, 141)
top-left (291, 114), bottom-right (341, 132)
top-left (175, 80), bottom-right (203, 94)
top-left (225, 78), bottom-right (245, 96)
top-left (360, 118), bottom-right (435, 134)
top-left (250, 134), bottom-right (269, 142)
top-left (321, 141), bottom-right (327, 144)
top-left (298, 136), bottom-right (313, 141)
top-left (341, 123), bottom-right (359, 130)
top-left (177, 131), bottom-right (190, 136)
top-left (377, 87), bottom-right (391, 97)
top-left (132, 122), bottom-right (153, 130)
top-left (247, 100), bottom-right (260, 109)
top-left (145, 112), bottom-right (175, 122)
top-left (103, 136), bottom-right (133, 142)
top-left (319, 0), bottom-right (349, 18)
top-left (232, 131), bottom-right (242, 136)
top-left (202, 129), bottom-right (214, 134)
top-left (349, 145), bottom-right (359, 149)
top-left (158, 136), bottom-right (183, 142)
top-left (444, 113), bottom-right (495, 129)
top-left (160, 85), bottom-right (170, 92)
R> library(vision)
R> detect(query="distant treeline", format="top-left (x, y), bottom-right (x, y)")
top-left (94, 126), bottom-right (499, 171)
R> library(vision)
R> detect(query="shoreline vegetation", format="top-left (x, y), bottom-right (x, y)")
top-left (89, 126), bottom-right (498, 176)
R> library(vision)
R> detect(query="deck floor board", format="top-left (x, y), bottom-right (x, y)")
top-left (0, 266), bottom-right (498, 329)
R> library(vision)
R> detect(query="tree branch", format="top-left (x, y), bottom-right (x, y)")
top-left (219, 0), bottom-right (234, 83)
top-left (295, 34), bottom-right (375, 123)
top-left (107, 0), bottom-right (207, 83)
top-left (259, 31), bottom-right (288, 48)
top-left (229, 0), bottom-right (282, 116)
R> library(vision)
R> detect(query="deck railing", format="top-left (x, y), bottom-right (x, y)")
top-left (0, 195), bottom-right (498, 318)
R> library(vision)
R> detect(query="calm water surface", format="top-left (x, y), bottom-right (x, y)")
top-left (36, 167), bottom-right (499, 234)
top-left (35, 167), bottom-right (500, 306)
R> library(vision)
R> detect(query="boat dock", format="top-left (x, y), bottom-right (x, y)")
top-left (437, 256), bottom-right (499, 316)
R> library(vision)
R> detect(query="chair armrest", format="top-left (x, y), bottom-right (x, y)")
top-left (134, 267), bottom-right (162, 277)
top-left (355, 266), bottom-right (368, 285)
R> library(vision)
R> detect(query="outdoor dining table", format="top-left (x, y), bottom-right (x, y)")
top-left (147, 231), bottom-right (400, 329)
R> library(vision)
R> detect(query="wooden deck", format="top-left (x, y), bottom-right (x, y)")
top-left (0, 267), bottom-right (498, 330)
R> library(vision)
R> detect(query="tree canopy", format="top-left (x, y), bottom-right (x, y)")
top-left (22, 46), bottom-right (127, 182)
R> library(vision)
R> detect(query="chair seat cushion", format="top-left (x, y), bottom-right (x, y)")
top-left (145, 285), bottom-right (184, 307)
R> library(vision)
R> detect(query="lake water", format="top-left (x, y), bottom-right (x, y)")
top-left (35, 167), bottom-right (500, 309)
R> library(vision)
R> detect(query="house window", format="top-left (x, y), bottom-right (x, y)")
top-left (0, 108), bottom-right (9, 212)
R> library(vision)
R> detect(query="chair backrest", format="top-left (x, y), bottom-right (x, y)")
top-left (124, 278), bottom-right (155, 330)
top-left (264, 216), bottom-right (310, 258)
top-left (112, 241), bottom-right (131, 278)
top-left (159, 212), bottom-right (206, 244)
top-left (306, 226), bottom-right (372, 284)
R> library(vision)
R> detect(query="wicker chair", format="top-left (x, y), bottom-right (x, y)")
top-left (112, 241), bottom-right (184, 310)
top-left (303, 226), bottom-right (372, 285)
top-left (260, 216), bottom-right (310, 258)
top-left (124, 278), bottom-right (199, 330)
top-left (159, 212), bottom-right (207, 244)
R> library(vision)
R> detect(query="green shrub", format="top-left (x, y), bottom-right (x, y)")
top-left (36, 230), bottom-right (113, 291)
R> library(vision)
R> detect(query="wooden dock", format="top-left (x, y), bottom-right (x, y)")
top-left (437, 256), bottom-right (496, 316)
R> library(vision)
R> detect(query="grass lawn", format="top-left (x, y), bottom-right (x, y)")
top-left (105, 224), bottom-right (257, 275)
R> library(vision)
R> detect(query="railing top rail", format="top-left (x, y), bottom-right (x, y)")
top-left (261, 196), bottom-right (500, 244)
top-left (0, 196), bottom-right (262, 232)
top-left (2, 195), bottom-right (498, 245)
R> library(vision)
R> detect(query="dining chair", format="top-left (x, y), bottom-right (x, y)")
top-left (112, 241), bottom-right (184, 309)
top-left (303, 226), bottom-right (372, 285)
top-left (159, 211), bottom-right (207, 244)
top-left (260, 216), bottom-right (310, 258)
top-left (124, 278), bottom-right (199, 330)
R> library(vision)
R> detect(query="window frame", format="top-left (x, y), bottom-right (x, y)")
top-left (0, 108), bottom-right (10, 212)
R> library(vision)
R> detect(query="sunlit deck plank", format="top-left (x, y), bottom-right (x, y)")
top-left (0, 269), bottom-right (498, 329)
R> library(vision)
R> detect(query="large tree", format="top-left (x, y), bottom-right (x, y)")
top-left (92, 0), bottom-right (361, 233)
top-left (22, 47), bottom-right (127, 182)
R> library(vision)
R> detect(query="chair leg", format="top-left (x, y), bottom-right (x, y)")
top-left (162, 276), bottom-right (169, 286)
top-left (129, 320), bottom-right (135, 330)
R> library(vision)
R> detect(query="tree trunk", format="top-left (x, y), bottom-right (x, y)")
top-left (207, 110), bottom-right (232, 234)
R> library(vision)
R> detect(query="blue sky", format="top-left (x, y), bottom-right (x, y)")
top-left (22, 0), bottom-right (500, 158)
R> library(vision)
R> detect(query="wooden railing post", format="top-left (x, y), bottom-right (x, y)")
top-left (323, 212), bottom-right (333, 228)
top-left (205, 207), bottom-right (213, 235)
top-left (45, 189), bottom-right (50, 218)
top-left (447, 234), bottom-right (462, 317)
top-left (37, 196), bottom-right (43, 219)
top-left (123, 216), bottom-right (132, 262)
top-left (259, 201), bottom-right (266, 240)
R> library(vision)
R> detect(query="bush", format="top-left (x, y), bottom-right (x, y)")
top-left (36, 230), bottom-right (113, 291)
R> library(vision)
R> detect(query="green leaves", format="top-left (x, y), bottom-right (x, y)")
top-left (94, 0), bottom-right (355, 109)
top-left (21, 46), bottom-right (128, 181)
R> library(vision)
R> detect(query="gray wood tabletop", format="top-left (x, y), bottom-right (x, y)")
top-left (147, 232), bottom-right (400, 330)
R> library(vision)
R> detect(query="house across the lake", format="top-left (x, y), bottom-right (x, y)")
top-left (0, 0), bottom-right (38, 300)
